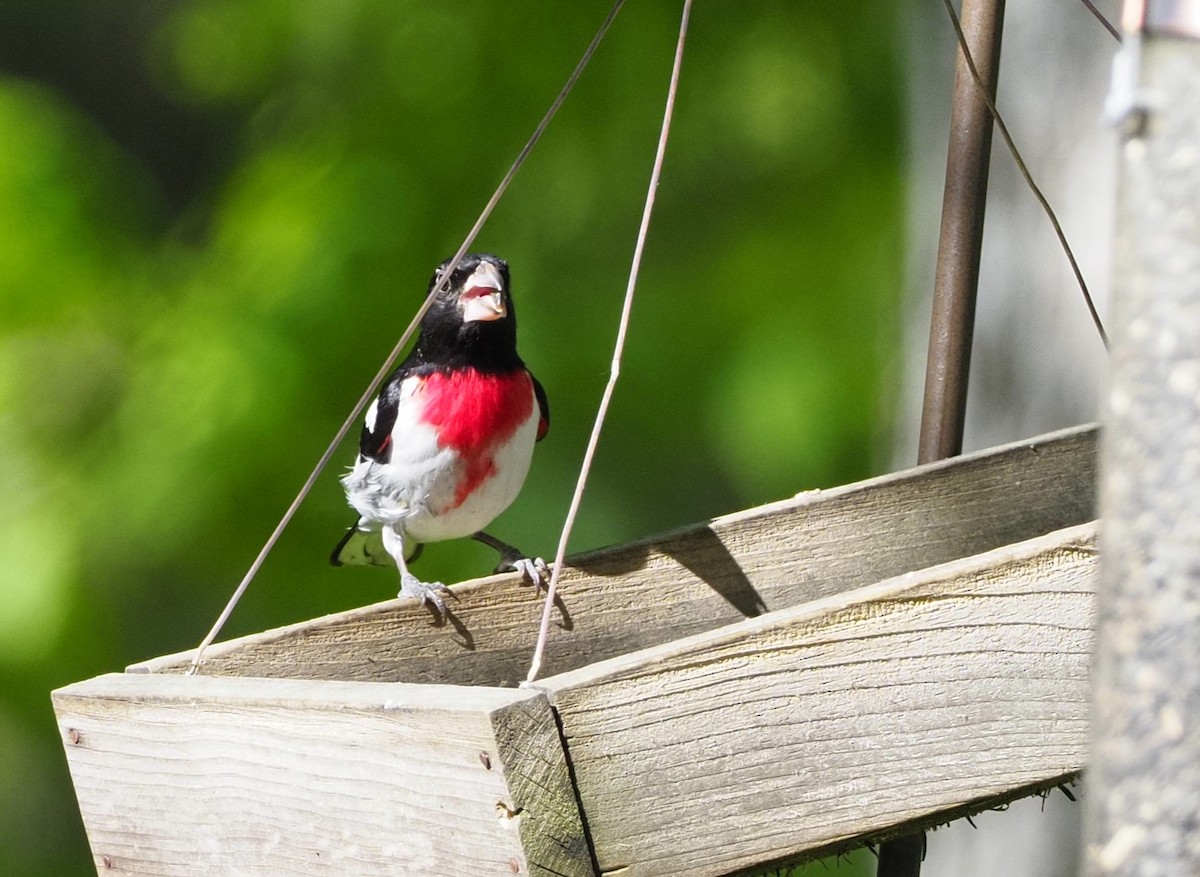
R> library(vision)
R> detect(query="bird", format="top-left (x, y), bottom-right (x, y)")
top-left (331, 253), bottom-right (549, 616)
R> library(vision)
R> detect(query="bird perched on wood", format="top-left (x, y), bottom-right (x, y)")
top-left (331, 253), bottom-right (549, 615)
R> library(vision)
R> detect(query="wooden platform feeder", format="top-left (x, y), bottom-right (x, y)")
top-left (54, 424), bottom-right (1098, 877)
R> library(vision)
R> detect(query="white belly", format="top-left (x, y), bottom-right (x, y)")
top-left (406, 409), bottom-right (538, 542)
top-left (341, 376), bottom-right (539, 548)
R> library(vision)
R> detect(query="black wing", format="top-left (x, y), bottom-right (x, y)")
top-left (531, 371), bottom-right (550, 441)
top-left (357, 370), bottom-right (409, 462)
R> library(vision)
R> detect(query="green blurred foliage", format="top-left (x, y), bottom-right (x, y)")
top-left (0, 1), bottom-right (902, 874)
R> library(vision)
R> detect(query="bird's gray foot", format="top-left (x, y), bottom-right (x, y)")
top-left (398, 573), bottom-right (452, 617)
top-left (472, 531), bottom-right (551, 589)
top-left (501, 554), bottom-right (551, 589)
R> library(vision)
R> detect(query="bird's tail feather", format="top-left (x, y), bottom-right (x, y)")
top-left (330, 520), bottom-right (422, 568)
top-left (330, 522), bottom-right (393, 567)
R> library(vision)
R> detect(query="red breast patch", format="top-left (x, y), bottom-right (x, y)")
top-left (419, 369), bottom-right (535, 507)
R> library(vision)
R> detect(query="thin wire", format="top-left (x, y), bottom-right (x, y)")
top-left (524, 0), bottom-right (693, 686)
top-left (187, 0), bottom-right (627, 674)
top-left (942, 0), bottom-right (1110, 350)
top-left (1077, 0), bottom-right (1122, 42)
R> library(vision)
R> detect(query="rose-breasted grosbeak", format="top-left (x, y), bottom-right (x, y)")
top-left (331, 253), bottom-right (549, 615)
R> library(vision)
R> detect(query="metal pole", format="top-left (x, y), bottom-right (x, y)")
top-left (1086, 4), bottom-right (1200, 875)
top-left (917, 0), bottom-right (1007, 466)
top-left (878, 833), bottom-right (926, 877)
top-left (886, 2), bottom-right (1006, 874)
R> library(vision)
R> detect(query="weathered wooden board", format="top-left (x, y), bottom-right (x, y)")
top-left (539, 522), bottom-right (1098, 877)
top-left (134, 425), bottom-right (1097, 686)
top-left (53, 675), bottom-right (591, 877)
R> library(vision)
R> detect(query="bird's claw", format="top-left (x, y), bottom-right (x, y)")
top-left (498, 554), bottom-right (551, 590)
top-left (399, 573), bottom-right (453, 618)
top-left (473, 532), bottom-right (550, 589)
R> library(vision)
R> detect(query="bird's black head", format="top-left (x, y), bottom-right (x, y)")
top-left (412, 253), bottom-right (522, 372)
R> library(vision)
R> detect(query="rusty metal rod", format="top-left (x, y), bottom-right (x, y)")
top-left (877, 833), bottom-right (926, 877)
top-left (917, 0), bottom-right (1007, 466)
top-left (886, 1), bottom-right (1006, 875)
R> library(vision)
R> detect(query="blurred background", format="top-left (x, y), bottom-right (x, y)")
top-left (0, 0), bottom-right (1116, 874)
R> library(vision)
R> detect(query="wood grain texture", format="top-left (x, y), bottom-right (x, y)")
top-left (53, 675), bottom-right (591, 877)
top-left (132, 425), bottom-right (1097, 687)
top-left (539, 523), bottom-right (1098, 877)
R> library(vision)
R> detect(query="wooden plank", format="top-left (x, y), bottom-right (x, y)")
top-left (52, 674), bottom-right (591, 877)
top-left (133, 425), bottom-right (1097, 686)
top-left (539, 522), bottom-right (1098, 877)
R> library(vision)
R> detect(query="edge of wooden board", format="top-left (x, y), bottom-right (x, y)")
top-left (53, 674), bottom-right (594, 877)
top-left (537, 522), bottom-right (1097, 877)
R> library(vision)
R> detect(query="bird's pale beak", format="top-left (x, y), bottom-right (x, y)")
top-left (460, 261), bottom-right (507, 323)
